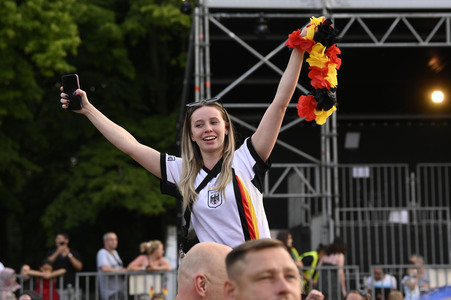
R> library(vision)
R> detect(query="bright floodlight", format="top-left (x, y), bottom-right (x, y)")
top-left (431, 91), bottom-right (444, 103)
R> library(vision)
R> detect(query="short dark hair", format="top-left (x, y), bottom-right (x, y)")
top-left (225, 239), bottom-right (285, 277)
top-left (57, 233), bottom-right (69, 240)
top-left (19, 290), bottom-right (43, 300)
top-left (316, 243), bottom-right (326, 252)
top-left (325, 237), bottom-right (347, 255)
top-left (276, 231), bottom-right (291, 244)
top-left (348, 290), bottom-right (371, 300)
top-left (151, 292), bottom-right (166, 300)
top-left (40, 258), bottom-right (53, 267)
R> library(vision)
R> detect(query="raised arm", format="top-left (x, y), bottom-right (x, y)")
top-left (48, 268), bottom-right (66, 279)
top-left (337, 254), bottom-right (347, 298)
top-left (25, 268), bottom-right (66, 280)
top-left (127, 255), bottom-right (146, 271)
top-left (60, 89), bottom-right (162, 178)
top-left (147, 258), bottom-right (171, 271)
top-left (251, 29), bottom-right (306, 161)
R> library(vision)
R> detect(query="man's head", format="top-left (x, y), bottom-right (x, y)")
top-left (410, 254), bottom-right (424, 266)
top-left (176, 242), bottom-right (232, 300)
top-left (316, 243), bottom-right (326, 260)
top-left (224, 239), bottom-right (302, 300)
top-left (55, 233), bottom-right (69, 247)
top-left (388, 291), bottom-right (403, 300)
top-left (103, 232), bottom-right (118, 251)
top-left (346, 290), bottom-right (370, 300)
top-left (151, 293), bottom-right (166, 300)
top-left (39, 259), bottom-right (53, 273)
top-left (373, 267), bottom-right (384, 281)
top-left (18, 290), bottom-right (42, 300)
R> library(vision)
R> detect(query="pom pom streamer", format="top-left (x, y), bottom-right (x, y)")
top-left (286, 16), bottom-right (342, 125)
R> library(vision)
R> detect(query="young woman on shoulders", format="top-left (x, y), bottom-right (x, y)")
top-left (60, 27), bottom-right (308, 249)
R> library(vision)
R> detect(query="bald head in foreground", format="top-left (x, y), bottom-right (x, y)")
top-left (176, 242), bottom-right (232, 300)
top-left (224, 238), bottom-right (302, 300)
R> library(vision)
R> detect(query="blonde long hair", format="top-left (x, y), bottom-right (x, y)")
top-left (179, 101), bottom-right (235, 207)
top-left (140, 240), bottom-right (163, 255)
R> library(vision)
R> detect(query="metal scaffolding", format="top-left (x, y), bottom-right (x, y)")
top-left (186, 0), bottom-right (451, 243)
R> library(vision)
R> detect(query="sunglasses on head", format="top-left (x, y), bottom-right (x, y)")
top-left (186, 97), bottom-right (222, 107)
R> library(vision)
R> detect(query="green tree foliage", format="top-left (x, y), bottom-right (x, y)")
top-left (0, 0), bottom-right (191, 268)
top-left (0, 0), bottom-right (80, 204)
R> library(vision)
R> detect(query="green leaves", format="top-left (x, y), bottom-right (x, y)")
top-left (20, 0), bottom-right (80, 75)
top-left (42, 141), bottom-right (175, 231)
top-left (1, 0), bottom-right (190, 265)
top-left (124, 0), bottom-right (191, 38)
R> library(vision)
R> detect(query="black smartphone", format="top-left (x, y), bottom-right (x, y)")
top-left (61, 74), bottom-right (82, 110)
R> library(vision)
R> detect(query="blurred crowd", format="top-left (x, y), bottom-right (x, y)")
top-left (0, 232), bottom-right (439, 300)
top-left (0, 232), bottom-right (169, 300)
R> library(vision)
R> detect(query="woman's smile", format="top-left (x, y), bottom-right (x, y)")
top-left (191, 106), bottom-right (227, 153)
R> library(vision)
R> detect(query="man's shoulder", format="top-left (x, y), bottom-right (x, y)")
top-left (97, 248), bottom-right (108, 256)
top-left (386, 274), bottom-right (397, 281)
top-left (45, 249), bottom-right (57, 257)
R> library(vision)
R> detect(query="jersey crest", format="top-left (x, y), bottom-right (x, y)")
top-left (207, 189), bottom-right (223, 208)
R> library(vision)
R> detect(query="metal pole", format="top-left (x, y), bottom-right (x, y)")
top-left (332, 112), bottom-right (340, 238)
top-left (199, 5), bottom-right (206, 99)
top-left (203, 5), bottom-right (211, 99)
top-left (194, 3), bottom-right (201, 101)
top-left (326, 121), bottom-right (333, 241)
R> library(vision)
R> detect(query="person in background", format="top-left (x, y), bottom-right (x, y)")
top-left (45, 233), bottom-right (82, 300)
top-left (409, 254), bottom-right (429, 293)
top-left (305, 289), bottom-right (325, 300)
top-left (21, 259), bottom-right (66, 300)
top-left (18, 291), bottom-right (42, 300)
top-left (127, 240), bottom-right (171, 271)
top-left (175, 242), bottom-right (232, 300)
top-left (224, 238), bottom-right (302, 300)
top-left (0, 267), bottom-right (21, 300)
top-left (96, 232), bottom-right (127, 300)
top-left (276, 231), bottom-right (303, 268)
top-left (365, 267), bottom-right (397, 300)
top-left (317, 238), bottom-right (347, 300)
top-left (402, 263), bottom-right (420, 300)
top-left (346, 290), bottom-right (371, 300)
top-left (366, 267), bottom-right (397, 291)
top-left (388, 290), bottom-right (404, 300)
top-left (300, 244), bottom-right (326, 293)
top-left (151, 293), bottom-right (165, 300)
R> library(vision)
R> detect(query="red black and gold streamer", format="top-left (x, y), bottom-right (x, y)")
top-left (286, 16), bottom-right (342, 125)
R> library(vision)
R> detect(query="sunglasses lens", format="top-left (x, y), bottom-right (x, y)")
top-left (186, 97), bottom-right (221, 107)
